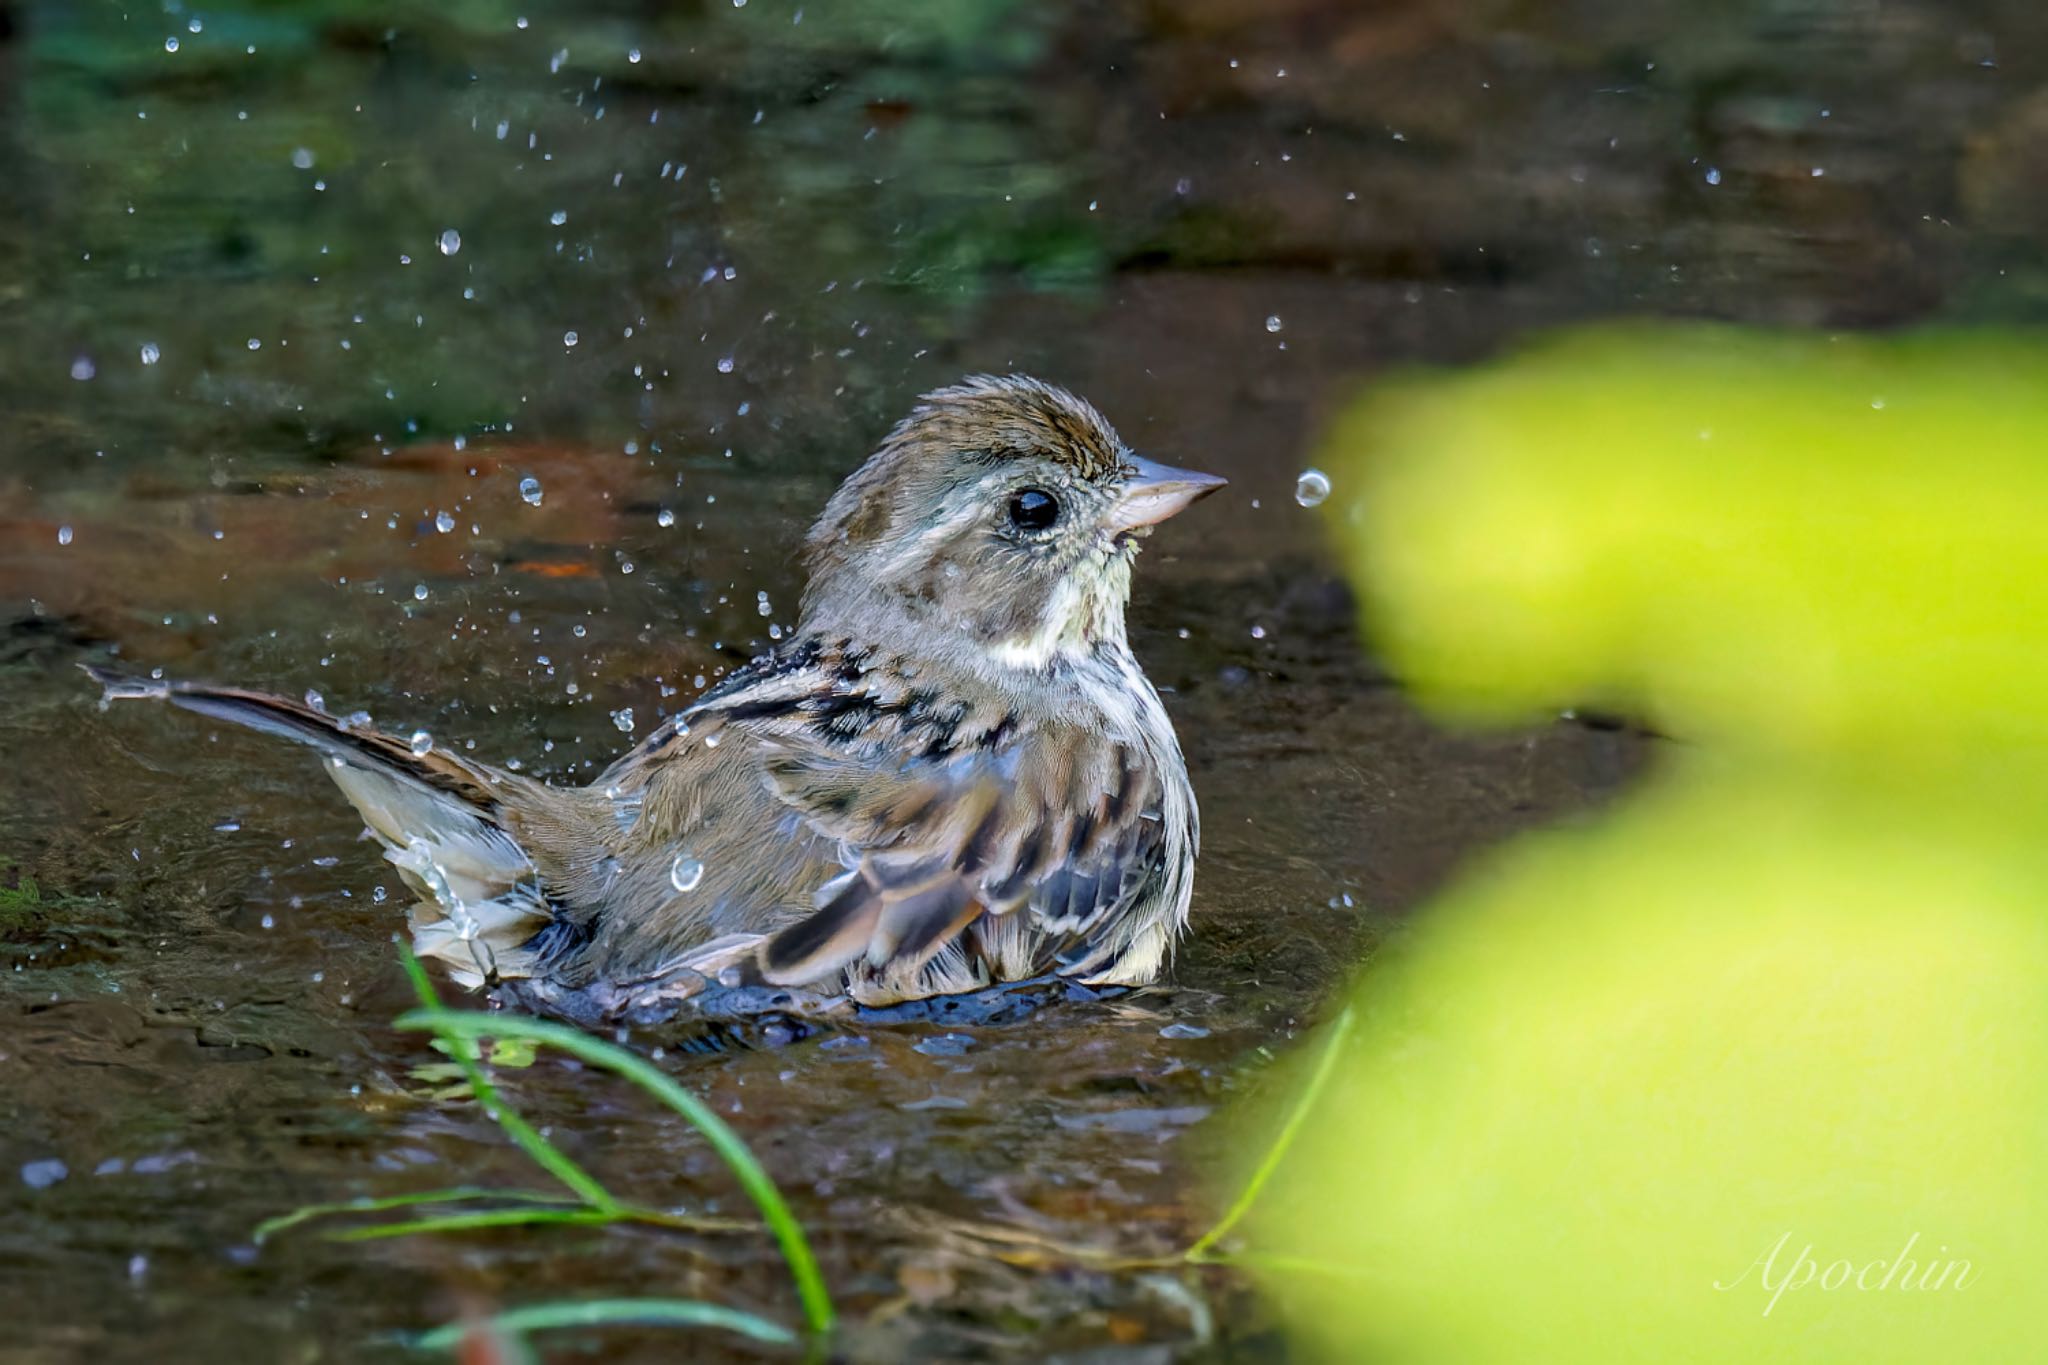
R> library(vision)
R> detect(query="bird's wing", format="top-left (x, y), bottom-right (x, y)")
top-left (676, 637), bottom-right (1175, 991)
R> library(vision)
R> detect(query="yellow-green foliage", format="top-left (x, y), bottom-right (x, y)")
top-left (1325, 326), bottom-right (2048, 763)
top-left (1251, 326), bottom-right (2048, 1361)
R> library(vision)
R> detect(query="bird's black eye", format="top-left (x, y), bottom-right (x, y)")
top-left (1007, 488), bottom-right (1060, 532)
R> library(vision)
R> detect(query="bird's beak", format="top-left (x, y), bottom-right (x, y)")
top-left (1107, 455), bottom-right (1228, 534)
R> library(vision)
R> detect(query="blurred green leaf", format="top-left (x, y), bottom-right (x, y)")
top-left (1252, 324), bottom-right (2048, 1359)
top-left (1323, 325), bottom-right (2048, 766)
top-left (1249, 759), bottom-right (2048, 1361)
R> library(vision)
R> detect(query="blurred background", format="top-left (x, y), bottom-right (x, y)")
top-left (2, 0), bottom-right (2045, 1360)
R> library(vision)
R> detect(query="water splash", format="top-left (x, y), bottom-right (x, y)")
top-left (394, 836), bottom-right (495, 980)
top-left (605, 784), bottom-right (644, 834)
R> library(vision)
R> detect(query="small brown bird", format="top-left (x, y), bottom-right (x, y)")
top-left (94, 376), bottom-right (1224, 1021)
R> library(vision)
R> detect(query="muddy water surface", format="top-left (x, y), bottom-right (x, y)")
top-left (3, 0), bottom-right (2039, 1358)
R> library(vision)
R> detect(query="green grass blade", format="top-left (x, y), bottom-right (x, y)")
top-left (396, 944), bottom-right (618, 1213)
top-left (329, 1207), bottom-right (629, 1241)
top-left (1211, 1248), bottom-right (1382, 1282)
top-left (1184, 1005), bottom-right (1357, 1264)
top-left (415, 1298), bottom-right (797, 1351)
top-left (395, 1006), bottom-right (835, 1337)
top-left (253, 1186), bottom-right (576, 1243)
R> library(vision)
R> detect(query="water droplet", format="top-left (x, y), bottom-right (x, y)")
top-left (563, 330), bottom-right (578, 347)
top-left (56, 525), bottom-right (73, 546)
top-left (409, 731), bottom-right (433, 756)
top-left (69, 356), bottom-right (95, 381)
top-left (1294, 468), bottom-right (1331, 507)
top-left (519, 477), bottom-right (544, 506)
top-left (716, 354), bottom-right (735, 374)
top-left (611, 707), bottom-right (635, 733)
top-left (246, 337), bottom-right (261, 350)
top-left (549, 209), bottom-right (568, 226)
top-left (657, 508), bottom-right (675, 528)
top-left (1704, 166), bottom-right (1722, 186)
top-left (291, 147), bottom-right (315, 170)
top-left (669, 854), bottom-right (705, 893)
top-left (139, 342), bottom-right (160, 365)
top-left (628, 47), bottom-right (642, 63)
top-left (609, 788), bottom-right (644, 834)
top-left (413, 582), bottom-right (429, 601)
top-left (164, 36), bottom-right (179, 52)
top-left (303, 689), bottom-right (326, 713)
top-left (1264, 314), bottom-right (1284, 333)
top-left (437, 228), bottom-right (462, 256)
top-left (20, 1159), bottom-right (67, 1189)
top-left (435, 510), bottom-right (456, 534)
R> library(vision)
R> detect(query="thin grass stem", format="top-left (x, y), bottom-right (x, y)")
top-left (330, 1207), bottom-right (630, 1241)
top-left (254, 1186), bottom-right (576, 1243)
top-left (415, 1298), bottom-right (797, 1352)
top-left (1183, 1005), bottom-right (1356, 1265)
top-left (395, 1006), bottom-right (835, 1337)
top-left (396, 945), bottom-right (618, 1213)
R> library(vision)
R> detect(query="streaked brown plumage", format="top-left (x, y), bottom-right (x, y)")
top-left (93, 376), bottom-right (1224, 1020)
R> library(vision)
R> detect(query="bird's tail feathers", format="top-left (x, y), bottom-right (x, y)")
top-left (86, 665), bottom-right (551, 982)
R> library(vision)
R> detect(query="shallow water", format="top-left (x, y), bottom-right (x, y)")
top-left (1, 0), bottom-right (2038, 1358)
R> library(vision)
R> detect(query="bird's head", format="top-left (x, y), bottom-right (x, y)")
top-left (801, 375), bottom-right (1225, 670)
